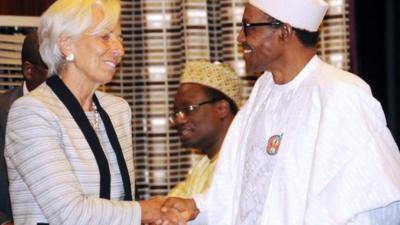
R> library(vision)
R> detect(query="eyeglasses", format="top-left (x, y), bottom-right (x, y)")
top-left (242, 21), bottom-right (283, 36)
top-left (169, 99), bottom-right (221, 125)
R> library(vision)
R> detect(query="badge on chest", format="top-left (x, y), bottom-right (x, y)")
top-left (266, 133), bottom-right (283, 155)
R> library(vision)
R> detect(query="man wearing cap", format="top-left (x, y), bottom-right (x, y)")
top-left (168, 60), bottom-right (241, 198)
top-left (162, 0), bottom-right (400, 224)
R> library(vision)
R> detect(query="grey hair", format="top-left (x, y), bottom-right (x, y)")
top-left (39, 0), bottom-right (121, 75)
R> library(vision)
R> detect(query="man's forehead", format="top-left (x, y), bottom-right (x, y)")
top-left (179, 83), bottom-right (205, 91)
top-left (243, 3), bottom-right (272, 22)
top-left (176, 84), bottom-right (207, 100)
top-left (174, 95), bottom-right (206, 110)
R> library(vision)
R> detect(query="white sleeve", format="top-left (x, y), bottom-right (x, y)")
top-left (347, 201), bottom-right (400, 225)
top-left (183, 193), bottom-right (208, 224)
top-left (188, 212), bottom-right (208, 225)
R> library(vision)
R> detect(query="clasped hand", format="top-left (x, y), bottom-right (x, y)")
top-left (140, 196), bottom-right (199, 225)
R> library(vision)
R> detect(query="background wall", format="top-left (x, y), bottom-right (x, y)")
top-left (0, 0), bottom-right (54, 16)
top-left (353, 0), bottom-right (400, 144)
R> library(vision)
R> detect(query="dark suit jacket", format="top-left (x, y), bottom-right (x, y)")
top-left (0, 86), bottom-right (23, 223)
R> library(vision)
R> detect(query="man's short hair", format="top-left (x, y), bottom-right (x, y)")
top-left (21, 30), bottom-right (46, 69)
top-left (267, 16), bottom-right (319, 48)
top-left (293, 28), bottom-right (319, 47)
top-left (202, 85), bottom-right (239, 115)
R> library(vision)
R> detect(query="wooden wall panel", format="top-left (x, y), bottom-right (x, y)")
top-left (0, 0), bottom-right (55, 16)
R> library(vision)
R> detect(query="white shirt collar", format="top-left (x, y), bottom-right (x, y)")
top-left (271, 55), bottom-right (320, 91)
top-left (22, 81), bottom-right (29, 95)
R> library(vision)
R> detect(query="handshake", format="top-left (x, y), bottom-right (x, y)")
top-left (140, 196), bottom-right (199, 225)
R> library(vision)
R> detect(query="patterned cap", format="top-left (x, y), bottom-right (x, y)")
top-left (181, 60), bottom-right (242, 107)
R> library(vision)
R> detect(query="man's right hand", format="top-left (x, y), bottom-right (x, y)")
top-left (161, 197), bottom-right (199, 222)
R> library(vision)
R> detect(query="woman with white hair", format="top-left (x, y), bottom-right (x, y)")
top-left (4, 0), bottom-right (180, 224)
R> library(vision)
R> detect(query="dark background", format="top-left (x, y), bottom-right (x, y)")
top-left (0, 0), bottom-right (54, 16)
top-left (1, 0), bottom-right (399, 144)
top-left (352, 0), bottom-right (400, 144)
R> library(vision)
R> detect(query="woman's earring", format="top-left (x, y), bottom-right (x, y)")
top-left (66, 53), bottom-right (75, 62)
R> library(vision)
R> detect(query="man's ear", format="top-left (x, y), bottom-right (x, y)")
top-left (216, 100), bottom-right (230, 119)
top-left (22, 61), bottom-right (34, 80)
top-left (279, 23), bottom-right (294, 43)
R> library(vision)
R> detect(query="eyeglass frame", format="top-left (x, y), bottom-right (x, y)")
top-left (241, 21), bottom-right (283, 36)
top-left (169, 98), bottom-right (222, 124)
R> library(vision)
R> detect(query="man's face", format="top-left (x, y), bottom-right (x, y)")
top-left (22, 60), bottom-right (48, 91)
top-left (172, 83), bottom-right (222, 150)
top-left (237, 3), bottom-right (284, 74)
top-left (30, 64), bottom-right (48, 90)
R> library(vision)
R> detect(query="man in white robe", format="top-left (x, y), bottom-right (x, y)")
top-left (161, 0), bottom-right (400, 224)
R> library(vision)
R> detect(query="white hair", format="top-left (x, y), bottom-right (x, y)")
top-left (39, 0), bottom-right (121, 75)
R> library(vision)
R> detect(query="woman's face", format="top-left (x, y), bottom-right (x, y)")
top-left (69, 10), bottom-right (124, 87)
